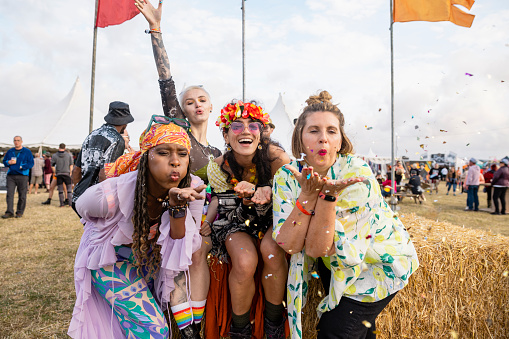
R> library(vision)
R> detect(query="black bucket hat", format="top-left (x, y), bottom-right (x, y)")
top-left (104, 101), bottom-right (134, 125)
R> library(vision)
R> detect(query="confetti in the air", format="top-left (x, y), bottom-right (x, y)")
top-left (362, 320), bottom-right (372, 328)
top-left (465, 73), bottom-right (473, 76)
top-left (307, 174), bottom-right (311, 180)
top-left (296, 153), bottom-right (306, 161)
top-left (268, 254), bottom-right (274, 259)
top-left (245, 219), bottom-right (250, 226)
top-left (440, 129), bottom-right (447, 132)
top-left (310, 271), bottom-right (320, 279)
top-left (415, 125), bottom-right (419, 129)
top-left (466, 143), bottom-right (470, 146)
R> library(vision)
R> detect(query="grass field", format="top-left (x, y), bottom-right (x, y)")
top-left (0, 188), bottom-right (507, 338)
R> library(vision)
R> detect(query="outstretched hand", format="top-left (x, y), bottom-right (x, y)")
top-left (234, 181), bottom-right (256, 199)
top-left (168, 184), bottom-right (207, 207)
top-left (283, 164), bottom-right (326, 195)
top-left (251, 186), bottom-right (272, 205)
top-left (321, 177), bottom-right (365, 197)
top-left (134, 0), bottom-right (162, 29)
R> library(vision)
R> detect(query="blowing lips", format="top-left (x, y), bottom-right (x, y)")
top-left (169, 171), bottom-right (181, 182)
top-left (318, 149), bottom-right (327, 156)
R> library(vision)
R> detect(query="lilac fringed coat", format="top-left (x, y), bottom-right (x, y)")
top-left (68, 171), bottom-right (204, 338)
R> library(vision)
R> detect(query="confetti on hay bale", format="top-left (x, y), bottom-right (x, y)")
top-left (302, 213), bottom-right (509, 339)
top-left (168, 213), bottom-right (509, 338)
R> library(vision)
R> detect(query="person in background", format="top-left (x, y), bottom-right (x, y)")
top-left (483, 163), bottom-right (497, 208)
top-left (273, 91), bottom-right (418, 339)
top-left (464, 158), bottom-right (481, 211)
top-left (441, 166), bottom-right (448, 181)
top-left (51, 143), bottom-right (74, 207)
top-left (491, 159), bottom-right (509, 215)
top-left (381, 172), bottom-right (397, 198)
top-left (429, 163), bottom-right (440, 194)
top-left (2, 136), bottom-right (34, 219)
top-left (446, 167), bottom-right (459, 196)
top-left (28, 153), bottom-right (44, 194)
top-left (394, 160), bottom-right (405, 186)
top-left (409, 163), bottom-right (420, 177)
top-left (122, 130), bottom-right (135, 154)
top-left (43, 153), bottom-right (53, 192)
top-left (71, 101), bottom-right (134, 216)
top-left (263, 119), bottom-right (276, 137)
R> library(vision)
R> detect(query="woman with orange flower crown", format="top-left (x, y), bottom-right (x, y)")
top-left (134, 1), bottom-right (222, 337)
top-left (205, 100), bottom-right (290, 339)
top-left (68, 121), bottom-right (207, 338)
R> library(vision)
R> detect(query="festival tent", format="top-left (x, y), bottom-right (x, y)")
top-left (268, 93), bottom-right (295, 153)
top-left (0, 77), bottom-right (104, 151)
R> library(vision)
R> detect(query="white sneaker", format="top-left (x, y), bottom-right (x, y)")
top-left (464, 206), bottom-right (470, 210)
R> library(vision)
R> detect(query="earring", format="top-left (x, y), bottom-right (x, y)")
top-left (257, 144), bottom-right (262, 150)
top-left (226, 145), bottom-right (232, 152)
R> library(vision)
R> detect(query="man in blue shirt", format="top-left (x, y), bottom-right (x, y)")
top-left (2, 136), bottom-right (34, 218)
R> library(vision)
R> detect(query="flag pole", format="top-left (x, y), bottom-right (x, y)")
top-left (241, 0), bottom-right (246, 102)
top-left (90, 0), bottom-right (99, 134)
top-left (390, 0), bottom-right (397, 211)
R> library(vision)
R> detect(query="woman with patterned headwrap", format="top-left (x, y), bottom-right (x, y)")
top-left (68, 121), bottom-right (206, 338)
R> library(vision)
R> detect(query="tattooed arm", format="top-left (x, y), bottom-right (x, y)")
top-left (135, 0), bottom-right (184, 119)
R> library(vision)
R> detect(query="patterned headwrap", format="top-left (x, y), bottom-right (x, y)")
top-left (216, 100), bottom-right (270, 131)
top-left (104, 123), bottom-right (191, 178)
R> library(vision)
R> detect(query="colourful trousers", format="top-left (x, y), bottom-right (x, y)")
top-left (90, 246), bottom-right (169, 339)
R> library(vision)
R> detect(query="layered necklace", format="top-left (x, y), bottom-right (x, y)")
top-left (147, 191), bottom-right (170, 241)
top-left (189, 131), bottom-right (213, 159)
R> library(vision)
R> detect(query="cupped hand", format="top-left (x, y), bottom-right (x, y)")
top-left (322, 177), bottom-right (365, 197)
top-left (234, 181), bottom-right (256, 199)
top-left (168, 184), bottom-right (206, 207)
top-left (134, 0), bottom-right (162, 28)
top-left (251, 186), bottom-right (272, 205)
top-left (284, 164), bottom-right (326, 195)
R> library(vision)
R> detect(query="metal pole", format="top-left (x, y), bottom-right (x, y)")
top-left (90, 0), bottom-right (99, 133)
top-left (241, 0), bottom-right (246, 102)
top-left (390, 0), bottom-right (397, 211)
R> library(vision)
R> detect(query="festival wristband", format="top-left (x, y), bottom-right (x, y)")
top-left (319, 192), bottom-right (338, 202)
top-left (296, 199), bottom-right (314, 216)
top-left (145, 28), bottom-right (161, 34)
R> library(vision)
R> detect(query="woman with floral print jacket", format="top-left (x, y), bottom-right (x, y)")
top-left (272, 91), bottom-right (419, 339)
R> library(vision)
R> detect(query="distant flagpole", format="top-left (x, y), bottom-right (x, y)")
top-left (390, 0), bottom-right (397, 211)
top-left (241, 0), bottom-right (246, 101)
top-left (90, 0), bottom-right (99, 134)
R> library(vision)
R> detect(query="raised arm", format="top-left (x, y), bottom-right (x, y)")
top-left (135, 0), bottom-right (184, 119)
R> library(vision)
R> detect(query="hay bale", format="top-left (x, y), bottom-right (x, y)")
top-left (302, 213), bottom-right (509, 338)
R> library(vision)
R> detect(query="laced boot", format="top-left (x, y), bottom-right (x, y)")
top-left (229, 322), bottom-right (252, 339)
top-left (264, 316), bottom-right (286, 339)
top-left (179, 323), bottom-right (201, 339)
top-left (42, 198), bottom-right (51, 205)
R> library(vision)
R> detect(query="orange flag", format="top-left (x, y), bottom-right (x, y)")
top-left (393, 0), bottom-right (475, 28)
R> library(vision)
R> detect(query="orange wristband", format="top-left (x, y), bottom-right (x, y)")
top-left (296, 199), bottom-right (314, 216)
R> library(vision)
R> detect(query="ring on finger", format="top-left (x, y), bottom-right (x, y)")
top-left (177, 193), bottom-right (182, 201)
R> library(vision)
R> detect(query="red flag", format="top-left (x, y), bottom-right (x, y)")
top-left (95, 0), bottom-right (140, 28)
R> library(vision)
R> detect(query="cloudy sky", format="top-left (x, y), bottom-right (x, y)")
top-left (1, 0), bottom-right (508, 160)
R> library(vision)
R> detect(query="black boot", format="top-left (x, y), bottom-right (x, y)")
top-left (229, 322), bottom-right (252, 339)
top-left (42, 198), bottom-right (51, 205)
top-left (264, 316), bottom-right (286, 339)
top-left (179, 323), bottom-right (201, 339)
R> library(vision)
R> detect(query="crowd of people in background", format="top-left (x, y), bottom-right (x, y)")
top-left (373, 157), bottom-right (509, 214)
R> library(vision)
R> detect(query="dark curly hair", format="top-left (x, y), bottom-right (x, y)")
top-left (131, 151), bottom-right (192, 281)
top-left (220, 99), bottom-right (283, 185)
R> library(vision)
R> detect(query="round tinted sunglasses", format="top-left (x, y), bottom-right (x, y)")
top-left (229, 121), bottom-right (263, 135)
top-left (145, 115), bottom-right (191, 134)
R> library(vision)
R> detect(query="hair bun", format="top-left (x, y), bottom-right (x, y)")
top-left (305, 90), bottom-right (333, 106)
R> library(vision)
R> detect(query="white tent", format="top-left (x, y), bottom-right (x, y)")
top-left (0, 77), bottom-right (103, 150)
top-left (268, 93), bottom-right (294, 153)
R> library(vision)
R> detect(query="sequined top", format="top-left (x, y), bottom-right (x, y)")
top-left (272, 154), bottom-right (419, 339)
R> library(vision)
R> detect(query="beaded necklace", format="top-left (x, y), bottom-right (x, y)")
top-left (224, 159), bottom-right (257, 187)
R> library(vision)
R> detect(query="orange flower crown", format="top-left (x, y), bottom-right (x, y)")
top-left (216, 100), bottom-right (270, 130)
